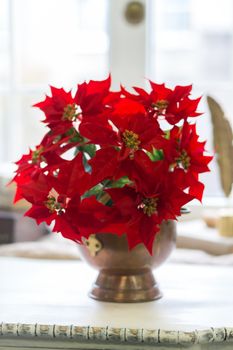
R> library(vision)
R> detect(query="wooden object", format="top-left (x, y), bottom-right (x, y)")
top-left (0, 257), bottom-right (233, 349)
top-left (217, 209), bottom-right (233, 237)
top-left (207, 96), bottom-right (233, 197)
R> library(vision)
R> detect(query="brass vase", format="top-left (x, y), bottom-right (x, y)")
top-left (78, 220), bottom-right (176, 303)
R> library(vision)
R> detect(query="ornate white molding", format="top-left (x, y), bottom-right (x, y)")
top-left (0, 323), bottom-right (233, 346)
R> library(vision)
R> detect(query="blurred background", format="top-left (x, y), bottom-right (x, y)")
top-left (0, 0), bottom-right (233, 247)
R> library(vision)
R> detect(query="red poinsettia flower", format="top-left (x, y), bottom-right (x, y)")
top-left (163, 122), bottom-right (213, 201)
top-left (34, 86), bottom-right (78, 131)
top-left (107, 184), bottom-right (193, 254)
top-left (21, 158), bottom-right (109, 242)
top-left (12, 146), bottom-right (48, 203)
top-left (12, 141), bottom-right (75, 203)
top-left (23, 176), bottom-right (81, 241)
top-left (13, 77), bottom-right (213, 253)
top-left (20, 173), bottom-right (59, 222)
top-left (165, 123), bottom-right (212, 173)
top-left (74, 75), bottom-right (111, 116)
top-left (121, 82), bottom-right (202, 124)
top-left (80, 111), bottom-right (164, 185)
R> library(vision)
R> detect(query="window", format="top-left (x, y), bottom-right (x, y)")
top-left (0, 0), bottom-right (109, 164)
top-left (0, 0), bottom-right (232, 198)
top-left (148, 0), bottom-right (233, 197)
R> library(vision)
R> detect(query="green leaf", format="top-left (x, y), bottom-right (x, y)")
top-left (69, 134), bottom-right (83, 143)
top-left (82, 153), bottom-right (92, 173)
top-left (147, 148), bottom-right (164, 162)
top-left (102, 176), bottom-right (132, 188)
top-left (65, 127), bottom-right (76, 136)
top-left (77, 143), bottom-right (96, 158)
top-left (82, 184), bottom-right (103, 199)
top-left (164, 130), bottom-right (170, 139)
top-left (82, 186), bottom-right (113, 206)
top-left (65, 127), bottom-right (85, 143)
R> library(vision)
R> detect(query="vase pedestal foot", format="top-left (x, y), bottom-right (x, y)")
top-left (89, 269), bottom-right (162, 303)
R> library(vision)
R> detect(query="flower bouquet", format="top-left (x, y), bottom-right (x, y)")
top-left (13, 76), bottom-right (212, 301)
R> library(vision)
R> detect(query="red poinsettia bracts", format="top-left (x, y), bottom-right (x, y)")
top-left (74, 75), bottom-right (111, 117)
top-left (163, 122), bottom-right (212, 201)
top-left (106, 184), bottom-right (194, 254)
top-left (80, 112), bottom-right (164, 186)
top-left (122, 82), bottom-right (202, 124)
top-left (34, 87), bottom-right (77, 128)
top-left (13, 76), bottom-right (213, 254)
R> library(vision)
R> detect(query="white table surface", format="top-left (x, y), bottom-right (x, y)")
top-left (0, 257), bottom-right (233, 349)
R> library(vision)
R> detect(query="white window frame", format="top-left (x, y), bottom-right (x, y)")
top-left (1, 0), bottom-right (231, 206)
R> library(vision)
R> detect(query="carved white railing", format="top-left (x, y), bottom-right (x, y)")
top-left (0, 323), bottom-right (233, 347)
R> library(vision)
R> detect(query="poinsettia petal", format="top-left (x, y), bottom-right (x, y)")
top-left (89, 147), bottom-right (118, 186)
top-left (25, 205), bottom-right (55, 225)
top-left (139, 216), bottom-right (160, 255)
top-left (79, 122), bottom-right (118, 146)
top-left (54, 153), bottom-right (91, 197)
top-left (112, 99), bottom-right (146, 119)
top-left (53, 215), bottom-right (82, 243)
top-left (107, 186), bottom-right (138, 217)
top-left (19, 174), bottom-right (51, 205)
top-left (171, 85), bottom-right (192, 102)
top-left (75, 76), bottom-right (111, 115)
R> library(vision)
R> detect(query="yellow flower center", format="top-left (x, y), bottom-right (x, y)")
top-left (62, 103), bottom-right (78, 121)
top-left (138, 197), bottom-right (158, 217)
top-left (31, 147), bottom-right (44, 164)
top-left (152, 99), bottom-right (169, 111)
top-left (122, 130), bottom-right (141, 151)
top-left (44, 196), bottom-right (63, 214)
top-left (176, 149), bottom-right (191, 170)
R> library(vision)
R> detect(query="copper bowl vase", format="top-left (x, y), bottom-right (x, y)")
top-left (78, 220), bottom-right (176, 303)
